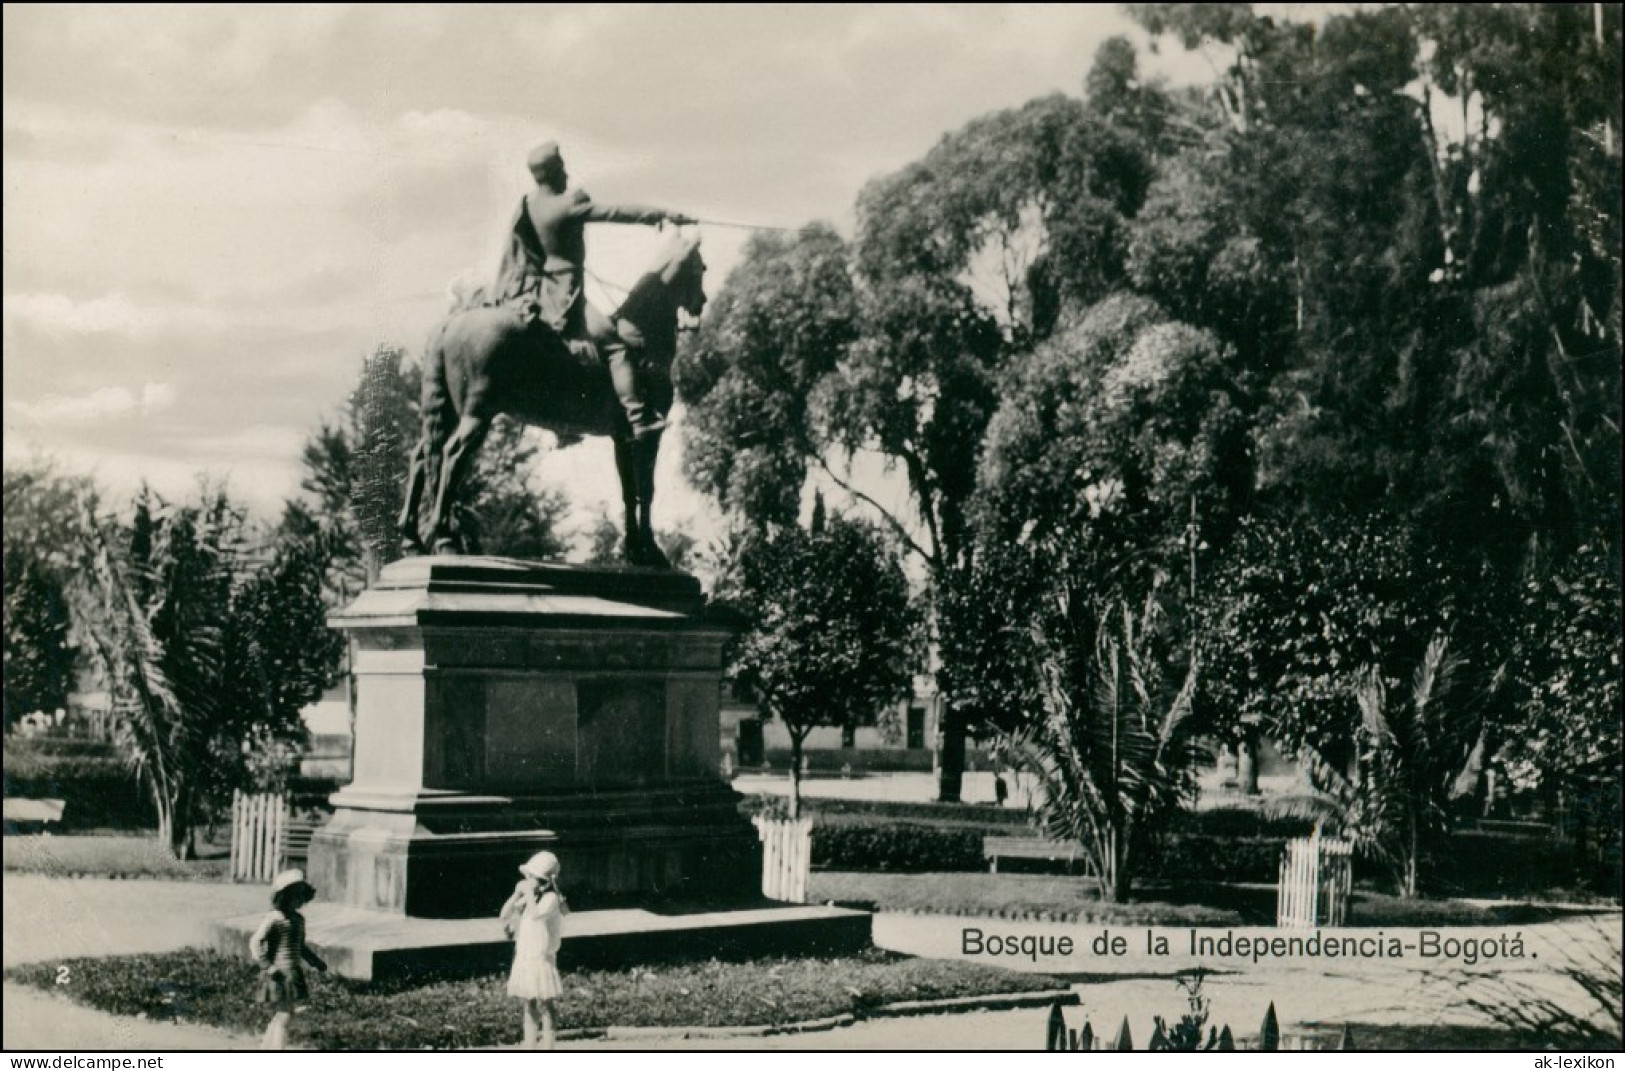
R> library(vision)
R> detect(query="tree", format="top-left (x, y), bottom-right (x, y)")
top-left (1016, 595), bottom-right (1203, 903)
top-left (1499, 541), bottom-right (1622, 874)
top-left (207, 522), bottom-right (347, 804)
top-left (294, 344), bottom-right (419, 592)
top-left (3, 462), bottom-right (96, 727)
top-left (1299, 635), bottom-right (1484, 898)
top-left (71, 484), bottom-right (342, 858)
top-left (714, 514), bottom-right (917, 817)
top-left (678, 224), bottom-right (860, 528)
top-left (682, 92), bottom-right (1157, 801)
top-left (3, 556), bottom-right (74, 726)
top-left (1130, 4), bottom-right (1621, 579)
top-left (582, 510), bottom-right (696, 572)
top-left (1193, 510), bottom-right (1459, 757)
top-left (975, 293), bottom-right (1251, 590)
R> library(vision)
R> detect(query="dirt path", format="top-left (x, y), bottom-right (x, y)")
top-left (3, 875), bottom-right (1617, 1051)
top-left (3, 984), bottom-right (252, 1051)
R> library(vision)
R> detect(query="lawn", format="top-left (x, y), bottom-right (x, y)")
top-left (2, 834), bottom-right (230, 881)
top-left (809, 872), bottom-right (1604, 927)
top-left (6, 948), bottom-right (1071, 1050)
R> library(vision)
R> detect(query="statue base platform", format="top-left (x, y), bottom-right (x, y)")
top-left (214, 901), bottom-right (873, 982)
top-left (306, 782), bottom-right (760, 918)
top-left (307, 556), bottom-right (761, 917)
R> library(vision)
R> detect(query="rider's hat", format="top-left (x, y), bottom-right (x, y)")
top-left (527, 141), bottom-right (564, 181)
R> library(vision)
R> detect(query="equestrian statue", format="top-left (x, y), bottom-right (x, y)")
top-left (399, 142), bottom-right (702, 568)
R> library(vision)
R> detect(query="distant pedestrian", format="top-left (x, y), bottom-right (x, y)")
top-left (994, 772), bottom-right (1009, 808)
top-left (250, 868), bottom-right (328, 1050)
top-left (501, 850), bottom-right (569, 1049)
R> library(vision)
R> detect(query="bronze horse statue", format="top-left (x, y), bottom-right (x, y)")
top-left (400, 233), bottom-right (706, 566)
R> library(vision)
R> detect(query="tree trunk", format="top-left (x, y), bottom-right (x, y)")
top-left (168, 782), bottom-right (195, 861)
top-left (1403, 811), bottom-right (1420, 899)
top-left (1238, 736), bottom-right (1260, 796)
top-left (1110, 824), bottom-right (1133, 903)
top-left (148, 778), bottom-right (177, 861)
top-left (935, 704), bottom-right (966, 803)
top-left (789, 733), bottom-right (805, 821)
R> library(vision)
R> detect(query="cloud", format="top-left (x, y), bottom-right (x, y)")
top-left (4, 292), bottom-right (223, 337)
top-left (9, 382), bottom-right (176, 426)
top-left (3, 4), bottom-right (1212, 533)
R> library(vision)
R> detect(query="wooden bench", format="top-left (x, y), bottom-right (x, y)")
top-left (3, 798), bottom-right (65, 834)
top-left (983, 835), bottom-right (1081, 873)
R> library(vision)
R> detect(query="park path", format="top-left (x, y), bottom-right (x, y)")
top-left (3, 875), bottom-right (1617, 1051)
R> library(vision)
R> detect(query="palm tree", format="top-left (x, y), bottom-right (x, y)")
top-left (1297, 634), bottom-right (1483, 897)
top-left (1016, 596), bottom-right (1203, 902)
top-left (71, 488), bottom-right (239, 859)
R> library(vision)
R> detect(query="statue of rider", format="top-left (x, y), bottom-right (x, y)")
top-left (493, 141), bottom-right (694, 441)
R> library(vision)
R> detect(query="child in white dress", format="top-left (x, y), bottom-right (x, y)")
top-left (500, 850), bottom-right (568, 1049)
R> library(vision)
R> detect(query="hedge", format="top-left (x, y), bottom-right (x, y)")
top-left (807, 820), bottom-right (1294, 882)
top-left (739, 793), bottom-right (1031, 829)
top-left (811, 822), bottom-right (985, 872)
top-left (3, 743), bottom-right (154, 831)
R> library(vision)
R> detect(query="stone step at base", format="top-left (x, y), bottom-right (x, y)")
top-left (215, 901), bottom-right (872, 983)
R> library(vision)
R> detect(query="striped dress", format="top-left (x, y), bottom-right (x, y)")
top-left (250, 909), bottom-right (325, 1004)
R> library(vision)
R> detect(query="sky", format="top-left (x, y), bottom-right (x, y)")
top-left (2, 4), bottom-right (1211, 551)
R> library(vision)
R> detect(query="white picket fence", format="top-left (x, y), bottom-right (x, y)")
top-left (1276, 827), bottom-right (1353, 928)
top-left (753, 816), bottom-right (813, 903)
top-left (231, 790), bottom-right (287, 884)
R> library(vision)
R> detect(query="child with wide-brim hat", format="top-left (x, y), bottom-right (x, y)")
top-left (499, 850), bottom-right (569, 1049)
top-left (250, 868), bottom-right (328, 1050)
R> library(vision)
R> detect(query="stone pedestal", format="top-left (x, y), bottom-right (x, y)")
top-left (306, 556), bottom-right (761, 919)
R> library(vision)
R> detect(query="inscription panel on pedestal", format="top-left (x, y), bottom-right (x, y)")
top-left (484, 678), bottom-right (577, 790)
top-left (577, 679), bottom-right (666, 788)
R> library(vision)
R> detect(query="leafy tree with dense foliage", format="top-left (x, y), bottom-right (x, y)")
top-left (1192, 511), bottom-right (1460, 756)
top-left (582, 511), bottom-right (697, 573)
top-left (1124, 5), bottom-right (1619, 812)
top-left (682, 77), bottom-right (1161, 800)
top-left (3, 462), bottom-right (96, 726)
top-left (1499, 541), bottom-right (1622, 870)
top-left (714, 512), bottom-right (917, 817)
top-left (1127, 4), bottom-right (1620, 570)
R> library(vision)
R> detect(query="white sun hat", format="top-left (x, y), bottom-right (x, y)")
top-left (518, 851), bottom-right (560, 880)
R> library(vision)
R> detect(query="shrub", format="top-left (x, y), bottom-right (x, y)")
top-left (1171, 807), bottom-right (1316, 839)
top-left (1144, 835), bottom-right (1289, 884)
top-left (740, 793), bottom-right (1030, 829)
top-left (6, 737), bottom-right (118, 760)
top-left (812, 822), bottom-right (985, 872)
top-left (3, 741), bottom-right (152, 831)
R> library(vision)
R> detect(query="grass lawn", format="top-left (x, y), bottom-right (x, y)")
top-left (7, 949), bottom-right (1070, 1050)
top-left (810, 871), bottom-right (1243, 925)
top-left (2, 834), bottom-right (230, 881)
top-left (810, 872), bottom-right (1607, 927)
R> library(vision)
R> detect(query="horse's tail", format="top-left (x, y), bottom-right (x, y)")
top-left (416, 320), bottom-right (456, 539)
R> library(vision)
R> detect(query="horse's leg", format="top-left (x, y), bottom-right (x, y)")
top-left (630, 432), bottom-right (669, 569)
top-left (427, 414), bottom-right (490, 555)
top-left (612, 436), bottom-right (642, 564)
top-left (398, 437), bottom-right (429, 554)
top-left (416, 322), bottom-right (456, 552)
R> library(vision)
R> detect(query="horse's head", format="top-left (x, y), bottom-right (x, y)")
top-left (655, 232), bottom-right (707, 320)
